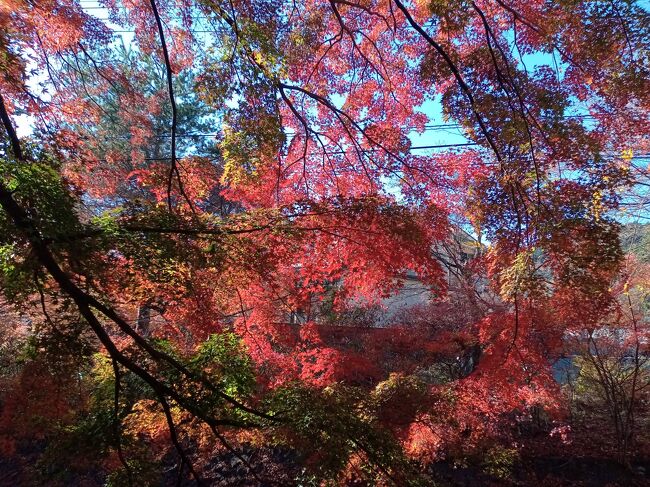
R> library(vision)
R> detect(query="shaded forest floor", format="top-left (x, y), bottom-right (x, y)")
top-left (1, 442), bottom-right (648, 486)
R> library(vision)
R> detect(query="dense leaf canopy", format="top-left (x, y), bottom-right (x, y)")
top-left (0, 0), bottom-right (648, 485)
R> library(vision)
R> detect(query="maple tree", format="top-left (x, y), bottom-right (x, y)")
top-left (0, 0), bottom-right (649, 484)
top-left (559, 252), bottom-right (650, 465)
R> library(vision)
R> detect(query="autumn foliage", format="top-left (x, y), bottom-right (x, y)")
top-left (0, 0), bottom-right (649, 485)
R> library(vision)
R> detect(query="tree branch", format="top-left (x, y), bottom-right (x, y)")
top-left (148, 0), bottom-right (195, 214)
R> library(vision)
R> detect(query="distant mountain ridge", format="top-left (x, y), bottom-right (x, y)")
top-left (621, 223), bottom-right (650, 262)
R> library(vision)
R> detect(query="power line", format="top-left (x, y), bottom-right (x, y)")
top-left (90, 141), bottom-right (479, 162)
top-left (84, 127), bottom-right (463, 140)
top-left (91, 150), bottom-right (650, 165)
top-left (80, 115), bottom-right (597, 141)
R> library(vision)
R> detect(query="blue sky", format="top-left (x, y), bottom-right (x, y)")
top-left (15, 1), bottom-right (650, 223)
